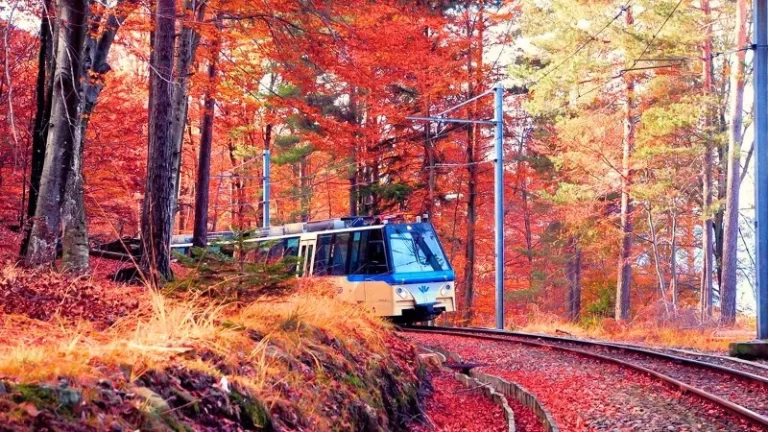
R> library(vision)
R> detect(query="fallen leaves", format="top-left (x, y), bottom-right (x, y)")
top-left (0, 264), bottom-right (144, 328)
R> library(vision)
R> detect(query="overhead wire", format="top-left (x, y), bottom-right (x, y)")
top-left (524, 0), bottom-right (633, 90)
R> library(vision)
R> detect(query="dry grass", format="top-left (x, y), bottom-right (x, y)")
top-left (0, 276), bottom-right (390, 386)
top-left (517, 309), bottom-right (757, 353)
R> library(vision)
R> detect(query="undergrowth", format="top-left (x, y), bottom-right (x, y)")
top-left (513, 304), bottom-right (756, 352)
top-left (0, 263), bottom-right (424, 431)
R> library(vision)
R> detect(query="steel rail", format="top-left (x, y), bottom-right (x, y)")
top-left (659, 347), bottom-right (768, 372)
top-left (402, 327), bottom-right (768, 429)
top-left (421, 326), bottom-right (768, 385)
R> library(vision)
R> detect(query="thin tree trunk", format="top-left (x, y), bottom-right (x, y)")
top-left (700, 0), bottom-right (715, 320)
top-left (462, 5), bottom-right (482, 323)
top-left (519, 133), bottom-right (533, 285)
top-left (21, 0), bottom-right (55, 257)
top-left (170, 0), bottom-right (206, 227)
top-left (423, 101), bottom-right (435, 218)
top-left (669, 209), bottom-right (679, 311)
top-left (227, 141), bottom-right (245, 229)
top-left (25, 0), bottom-right (89, 267)
top-left (349, 157), bottom-right (358, 217)
top-left (192, 37), bottom-right (219, 249)
top-left (646, 204), bottom-right (668, 314)
top-left (141, 0), bottom-right (176, 281)
top-left (566, 236), bottom-right (582, 322)
top-left (463, 121), bottom-right (477, 323)
top-left (299, 157), bottom-right (310, 221)
top-left (721, 0), bottom-right (748, 324)
top-left (615, 6), bottom-right (635, 321)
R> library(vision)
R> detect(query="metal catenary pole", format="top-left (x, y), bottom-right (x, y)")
top-left (263, 149), bottom-right (271, 228)
top-left (754, 0), bottom-right (767, 339)
top-left (493, 82), bottom-right (505, 330)
top-left (406, 81), bottom-right (506, 329)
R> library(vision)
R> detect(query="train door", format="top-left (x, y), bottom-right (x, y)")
top-left (298, 238), bottom-right (315, 277)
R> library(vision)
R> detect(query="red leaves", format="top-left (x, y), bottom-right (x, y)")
top-left (411, 368), bottom-right (509, 432)
top-left (0, 264), bottom-right (143, 328)
top-left (407, 333), bottom-right (766, 432)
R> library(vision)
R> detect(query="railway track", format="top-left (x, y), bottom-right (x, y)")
top-left (402, 326), bottom-right (768, 430)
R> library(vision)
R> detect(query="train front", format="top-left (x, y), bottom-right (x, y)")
top-left (383, 222), bottom-right (456, 322)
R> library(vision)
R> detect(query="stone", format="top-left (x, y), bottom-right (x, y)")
top-left (57, 381), bottom-right (82, 408)
top-left (99, 388), bottom-right (123, 406)
top-left (0, 381), bottom-right (7, 395)
top-left (417, 353), bottom-right (443, 370)
top-left (133, 386), bottom-right (171, 413)
top-left (729, 340), bottom-right (768, 360)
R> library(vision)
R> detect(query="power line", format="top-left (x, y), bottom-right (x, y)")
top-left (630, 0), bottom-right (684, 69)
top-left (527, 1), bottom-right (632, 89)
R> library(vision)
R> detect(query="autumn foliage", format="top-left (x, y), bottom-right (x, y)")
top-left (0, 0), bottom-right (759, 331)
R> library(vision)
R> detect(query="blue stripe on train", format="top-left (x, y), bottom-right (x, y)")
top-left (346, 270), bottom-right (455, 284)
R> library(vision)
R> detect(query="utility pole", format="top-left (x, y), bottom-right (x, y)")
top-left (732, 0), bottom-right (768, 358)
top-left (263, 149), bottom-right (271, 228)
top-left (407, 82), bottom-right (506, 329)
top-left (754, 0), bottom-right (767, 340)
top-left (493, 82), bottom-right (505, 330)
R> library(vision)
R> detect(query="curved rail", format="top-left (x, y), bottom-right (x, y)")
top-left (402, 326), bottom-right (768, 429)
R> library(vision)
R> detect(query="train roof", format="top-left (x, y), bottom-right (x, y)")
top-left (170, 215), bottom-right (429, 247)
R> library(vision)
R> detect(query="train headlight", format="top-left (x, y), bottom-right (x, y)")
top-left (440, 284), bottom-right (452, 297)
top-left (395, 286), bottom-right (410, 299)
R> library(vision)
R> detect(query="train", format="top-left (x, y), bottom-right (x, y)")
top-left (169, 216), bottom-right (456, 323)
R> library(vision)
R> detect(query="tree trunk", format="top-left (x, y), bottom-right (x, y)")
top-left (227, 141), bottom-right (246, 229)
top-left (349, 158), bottom-right (358, 217)
top-left (462, 5), bottom-right (482, 323)
top-left (141, 0), bottom-right (176, 281)
top-left (25, 0), bottom-right (89, 267)
top-left (170, 0), bottom-right (206, 228)
top-left (669, 209), bottom-right (679, 311)
top-left (646, 204), bottom-right (668, 314)
top-left (721, 0), bottom-right (748, 324)
top-left (566, 236), bottom-right (582, 322)
top-left (60, 22), bottom-right (92, 274)
top-left (299, 157), bottom-right (311, 221)
top-left (21, 0), bottom-right (55, 257)
top-left (60, 4), bottom-right (133, 274)
top-left (700, 0), bottom-right (715, 319)
top-left (462, 120), bottom-right (477, 323)
top-left (192, 41), bottom-right (219, 249)
top-left (518, 132), bottom-right (533, 286)
top-left (423, 101), bottom-right (435, 218)
top-left (615, 6), bottom-right (635, 321)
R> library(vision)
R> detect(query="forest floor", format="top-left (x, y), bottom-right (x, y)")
top-left (0, 225), bottom-right (514, 431)
top-left (409, 332), bottom-right (765, 432)
top-left (0, 226), bottom-right (428, 430)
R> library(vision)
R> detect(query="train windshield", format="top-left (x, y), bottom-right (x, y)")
top-left (386, 224), bottom-right (450, 273)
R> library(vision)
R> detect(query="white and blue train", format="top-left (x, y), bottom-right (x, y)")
top-left (170, 216), bottom-right (456, 323)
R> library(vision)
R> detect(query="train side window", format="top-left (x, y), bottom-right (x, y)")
top-left (365, 229), bottom-right (388, 274)
top-left (305, 245), bottom-right (314, 276)
top-left (314, 234), bottom-right (332, 275)
top-left (348, 231), bottom-right (366, 274)
top-left (283, 237), bottom-right (299, 272)
top-left (252, 240), bottom-right (270, 263)
top-left (284, 238), bottom-right (299, 257)
top-left (267, 240), bottom-right (284, 264)
top-left (298, 245), bottom-right (307, 277)
top-left (330, 233), bottom-right (351, 275)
